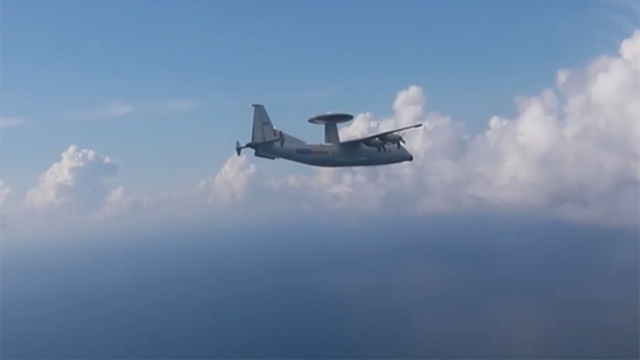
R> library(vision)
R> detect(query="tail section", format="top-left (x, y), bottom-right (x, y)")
top-left (236, 104), bottom-right (284, 157)
top-left (251, 104), bottom-right (279, 143)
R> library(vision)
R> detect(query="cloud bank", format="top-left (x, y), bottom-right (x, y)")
top-left (2, 30), bottom-right (639, 237)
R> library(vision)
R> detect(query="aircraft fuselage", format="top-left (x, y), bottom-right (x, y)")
top-left (246, 133), bottom-right (413, 167)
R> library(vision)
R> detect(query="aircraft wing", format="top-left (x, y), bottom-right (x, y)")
top-left (339, 123), bottom-right (423, 145)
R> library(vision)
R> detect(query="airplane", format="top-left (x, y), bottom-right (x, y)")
top-left (235, 104), bottom-right (423, 167)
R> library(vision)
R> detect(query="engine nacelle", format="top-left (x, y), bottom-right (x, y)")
top-left (363, 138), bottom-right (386, 147)
top-left (379, 133), bottom-right (402, 143)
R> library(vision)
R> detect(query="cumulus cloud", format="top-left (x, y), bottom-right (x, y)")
top-left (26, 145), bottom-right (120, 213)
top-left (87, 153), bottom-right (261, 232)
top-left (275, 30), bottom-right (640, 226)
top-left (196, 155), bottom-right (258, 205)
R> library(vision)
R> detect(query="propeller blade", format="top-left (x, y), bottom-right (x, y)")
top-left (235, 141), bottom-right (243, 156)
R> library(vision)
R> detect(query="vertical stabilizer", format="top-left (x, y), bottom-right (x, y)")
top-left (251, 104), bottom-right (278, 143)
top-left (324, 123), bottom-right (340, 144)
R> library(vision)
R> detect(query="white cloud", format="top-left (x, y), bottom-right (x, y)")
top-left (196, 154), bottom-right (258, 205)
top-left (0, 116), bottom-right (25, 128)
top-left (66, 101), bottom-right (135, 120)
top-left (274, 30), bottom-right (640, 226)
top-left (67, 99), bottom-right (194, 120)
top-left (26, 145), bottom-right (120, 213)
top-left (104, 101), bottom-right (136, 118)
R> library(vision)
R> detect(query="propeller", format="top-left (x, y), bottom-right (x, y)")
top-left (377, 133), bottom-right (406, 150)
top-left (278, 130), bottom-right (285, 147)
top-left (235, 141), bottom-right (245, 156)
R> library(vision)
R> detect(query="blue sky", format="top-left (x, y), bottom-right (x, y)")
top-left (2, 0), bottom-right (626, 196)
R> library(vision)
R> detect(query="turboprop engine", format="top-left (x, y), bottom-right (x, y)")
top-left (379, 133), bottom-right (405, 147)
top-left (363, 133), bottom-right (406, 152)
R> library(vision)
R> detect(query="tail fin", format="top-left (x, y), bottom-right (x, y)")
top-left (251, 104), bottom-right (279, 143)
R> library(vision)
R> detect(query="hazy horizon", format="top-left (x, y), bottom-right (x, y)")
top-left (3, 216), bottom-right (638, 359)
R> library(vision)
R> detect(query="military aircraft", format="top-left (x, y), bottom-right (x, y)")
top-left (235, 104), bottom-right (422, 167)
